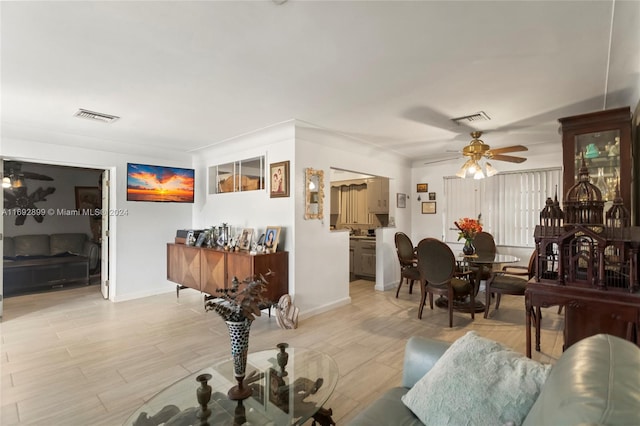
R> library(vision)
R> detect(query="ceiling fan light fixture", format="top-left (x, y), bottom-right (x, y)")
top-left (473, 168), bottom-right (485, 180)
top-left (485, 162), bottom-right (498, 177)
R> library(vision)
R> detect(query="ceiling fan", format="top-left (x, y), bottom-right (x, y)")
top-left (3, 161), bottom-right (56, 225)
top-left (455, 131), bottom-right (528, 179)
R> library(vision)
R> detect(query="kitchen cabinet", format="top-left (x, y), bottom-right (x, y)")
top-left (351, 237), bottom-right (376, 279)
top-left (330, 186), bottom-right (340, 215)
top-left (559, 107), bottom-right (632, 214)
top-left (367, 177), bottom-right (389, 214)
top-left (349, 239), bottom-right (355, 279)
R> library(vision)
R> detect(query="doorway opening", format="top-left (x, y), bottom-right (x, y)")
top-left (2, 160), bottom-right (110, 311)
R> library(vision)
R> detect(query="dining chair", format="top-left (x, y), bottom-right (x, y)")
top-left (469, 231), bottom-right (497, 284)
top-left (416, 238), bottom-right (475, 327)
top-left (484, 250), bottom-right (536, 318)
top-left (394, 232), bottom-right (420, 298)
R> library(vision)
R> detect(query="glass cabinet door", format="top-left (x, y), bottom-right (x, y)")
top-left (573, 129), bottom-right (620, 202)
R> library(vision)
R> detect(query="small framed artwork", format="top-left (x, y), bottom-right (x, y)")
top-left (397, 193), bottom-right (407, 208)
top-left (422, 201), bottom-right (437, 214)
top-left (428, 192), bottom-right (436, 201)
top-left (194, 233), bottom-right (206, 247)
top-left (416, 183), bottom-right (428, 193)
top-left (75, 186), bottom-right (101, 212)
top-left (264, 226), bottom-right (281, 252)
top-left (238, 228), bottom-right (253, 251)
top-left (270, 161), bottom-right (290, 198)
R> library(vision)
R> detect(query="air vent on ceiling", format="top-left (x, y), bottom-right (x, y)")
top-left (451, 111), bottom-right (491, 124)
top-left (74, 109), bottom-right (120, 123)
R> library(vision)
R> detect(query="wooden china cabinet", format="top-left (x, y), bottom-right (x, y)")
top-left (559, 106), bottom-right (633, 216)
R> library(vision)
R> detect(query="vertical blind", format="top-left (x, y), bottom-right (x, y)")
top-left (444, 168), bottom-right (562, 247)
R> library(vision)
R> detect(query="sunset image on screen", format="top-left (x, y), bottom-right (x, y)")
top-left (127, 163), bottom-right (195, 202)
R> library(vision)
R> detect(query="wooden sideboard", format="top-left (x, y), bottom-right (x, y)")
top-left (167, 243), bottom-right (288, 303)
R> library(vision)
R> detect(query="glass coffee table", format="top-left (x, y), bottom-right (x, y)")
top-left (125, 346), bottom-right (338, 426)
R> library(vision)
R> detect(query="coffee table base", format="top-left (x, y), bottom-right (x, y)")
top-left (312, 407), bottom-right (336, 426)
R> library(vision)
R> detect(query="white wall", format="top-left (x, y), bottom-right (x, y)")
top-left (192, 120), bottom-right (296, 294)
top-left (295, 123), bottom-right (412, 316)
top-left (2, 125), bottom-right (193, 301)
top-left (410, 141), bottom-right (564, 265)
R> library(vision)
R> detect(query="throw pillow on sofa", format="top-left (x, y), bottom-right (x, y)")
top-left (401, 331), bottom-right (551, 426)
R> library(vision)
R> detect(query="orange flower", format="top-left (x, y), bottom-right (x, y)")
top-left (454, 216), bottom-right (483, 241)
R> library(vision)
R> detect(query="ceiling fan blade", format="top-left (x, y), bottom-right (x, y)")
top-left (487, 145), bottom-right (528, 155)
top-left (490, 154), bottom-right (527, 163)
top-left (22, 172), bottom-right (53, 181)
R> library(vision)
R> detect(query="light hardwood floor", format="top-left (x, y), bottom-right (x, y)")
top-left (1, 280), bottom-right (564, 425)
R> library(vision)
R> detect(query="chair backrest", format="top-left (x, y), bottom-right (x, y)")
top-left (416, 238), bottom-right (456, 285)
top-left (473, 232), bottom-right (496, 257)
top-left (395, 232), bottom-right (415, 266)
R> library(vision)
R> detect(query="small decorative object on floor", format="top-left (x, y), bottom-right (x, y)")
top-left (275, 294), bottom-right (299, 329)
top-left (276, 342), bottom-right (289, 377)
top-left (205, 273), bottom-right (271, 400)
top-left (196, 373), bottom-right (212, 426)
top-left (455, 215), bottom-right (482, 256)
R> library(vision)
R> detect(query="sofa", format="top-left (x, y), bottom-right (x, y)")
top-left (348, 333), bottom-right (640, 425)
top-left (3, 233), bottom-right (100, 297)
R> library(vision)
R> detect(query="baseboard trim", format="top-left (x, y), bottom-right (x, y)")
top-left (299, 296), bottom-right (351, 320)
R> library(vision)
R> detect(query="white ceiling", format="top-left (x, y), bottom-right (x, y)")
top-left (2, 1), bottom-right (639, 163)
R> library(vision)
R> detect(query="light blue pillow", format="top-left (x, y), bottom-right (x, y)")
top-left (401, 331), bottom-right (551, 426)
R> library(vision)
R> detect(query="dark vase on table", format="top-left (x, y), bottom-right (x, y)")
top-left (463, 238), bottom-right (475, 256)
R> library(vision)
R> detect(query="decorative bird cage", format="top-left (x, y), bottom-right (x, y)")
top-left (605, 182), bottom-right (630, 238)
top-left (563, 156), bottom-right (604, 225)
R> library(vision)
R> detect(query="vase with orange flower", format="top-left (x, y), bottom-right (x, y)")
top-left (454, 215), bottom-right (483, 256)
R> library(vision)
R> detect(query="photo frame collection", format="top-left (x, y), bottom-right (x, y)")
top-left (270, 161), bottom-right (290, 198)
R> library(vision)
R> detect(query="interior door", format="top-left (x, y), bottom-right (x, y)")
top-left (100, 169), bottom-right (109, 299)
top-left (0, 158), bottom-right (4, 318)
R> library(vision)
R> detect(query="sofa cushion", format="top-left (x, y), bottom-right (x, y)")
top-left (348, 387), bottom-right (423, 426)
top-left (4, 236), bottom-right (15, 258)
top-left (13, 234), bottom-right (50, 256)
top-left (401, 331), bottom-right (551, 426)
top-left (50, 233), bottom-right (87, 255)
top-left (523, 333), bottom-right (640, 426)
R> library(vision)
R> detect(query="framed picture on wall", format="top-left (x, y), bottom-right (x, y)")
top-left (416, 183), bottom-right (428, 193)
top-left (428, 192), bottom-right (436, 201)
top-left (270, 161), bottom-right (290, 198)
top-left (397, 193), bottom-right (407, 208)
top-left (421, 201), bottom-right (436, 214)
top-left (75, 186), bottom-right (101, 215)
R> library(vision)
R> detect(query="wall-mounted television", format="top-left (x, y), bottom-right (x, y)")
top-left (127, 163), bottom-right (195, 203)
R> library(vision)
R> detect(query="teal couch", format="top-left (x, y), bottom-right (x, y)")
top-left (348, 333), bottom-right (640, 425)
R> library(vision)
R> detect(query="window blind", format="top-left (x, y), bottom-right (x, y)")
top-left (444, 168), bottom-right (562, 247)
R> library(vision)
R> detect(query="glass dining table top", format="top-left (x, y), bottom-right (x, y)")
top-left (461, 253), bottom-right (521, 264)
top-left (125, 346), bottom-right (339, 426)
